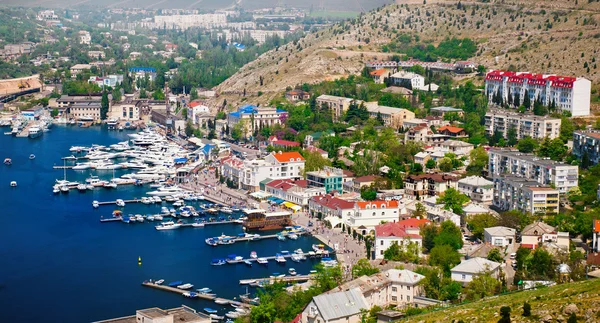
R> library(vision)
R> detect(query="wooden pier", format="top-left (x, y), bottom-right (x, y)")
top-left (239, 274), bottom-right (314, 285)
top-left (141, 282), bottom-right (252, 308)
top-left (219, 250), bottom-right (332, 265)
top-left (97, 199), bottom-right (142, 206)
top-left (53, 165), bottom-right (74, 169)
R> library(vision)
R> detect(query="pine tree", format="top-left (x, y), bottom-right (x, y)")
top-left (523, 90), bottom-right (531, 110)
top-left (513, 91), bottom-right (520, 107)
top-left (100, 90), bottom-right (109, 120)
top-left (507, 90), bottom-right (513, 108)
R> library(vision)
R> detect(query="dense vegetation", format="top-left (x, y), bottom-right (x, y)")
top-left (382, 36), bottom-right (478, 61)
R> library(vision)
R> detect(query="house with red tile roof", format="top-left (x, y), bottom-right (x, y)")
top-left (369, 68), bottom-right (390, 84)
top-left (374, 222), bottom-right (423, 259)
top-left (264, 178), bottom-right (323, 207)
top-left (437, 125), bottom-right (467, 137)
top-left (593, 220), bottom-right (600, 252)
top-left (351, 175), bottom-right (381, 193)
top-left (348, 200), bottom-right (401, 235)
top-left (396, 218), bottom-right (432, 235)
top-left (308, 194), bottom-right (356, 227)
top-left (271, 139), bottom-right (301, 148)
top-left (285, 89), bottom-right (310, 102)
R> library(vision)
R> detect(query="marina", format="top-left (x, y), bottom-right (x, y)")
top-left (141, 281), bottom-right (254, 308)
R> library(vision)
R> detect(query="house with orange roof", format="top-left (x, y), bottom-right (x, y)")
top-left (593, 220), bottom-right (600, 252)
top-left (437, 125), bottom-right (467, 138)
top-left (374, 222), bottom-right (423, 259)
top-left (369, 68), bottom-right (390, 84)
top-left (346, 200), bottom-right (401, 235)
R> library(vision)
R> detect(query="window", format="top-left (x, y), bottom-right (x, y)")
top-left (380, 240), bottom-right (384, 246)
top-left (407, 286), bottom-right (410, 290)
top-left (392, 287), bottom-right (397, 292)
top-left (407, 296), bottom-right (410, 302)
top-left (391, 296), bottom-right (397, 301)
top-left (462, 274), bottom-right (466, 280)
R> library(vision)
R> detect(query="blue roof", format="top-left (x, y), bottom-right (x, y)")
top-left (129, 67), bottom-right (156, 73)
top-left (202, 144), bottom-right (215, 155)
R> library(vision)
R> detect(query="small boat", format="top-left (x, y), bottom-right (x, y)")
top-left (204, 308), bottom-right (218, 314)
top-left (155, 221), bottom-right (182, 230)
top-left (291, 254), bottom-right (302, 262)
top-left (10, 181), bottom-right (17, 187)
top-left (210, 314), bottom-right (224, 320)
top-left (135, 214), bottom-right (144, 223)
top-left (250, 251), bottom-right (257, 259)
top-left (220, 207), bottom-right (233, 214)
top-left (121, 215), bottom-right (131, 224)
top-left (225, 312), bottom-right (239, 319)
top-left (215, 298), bottom-right (229, 305)
top-left (29, 154), bottom-right (35, 160)
top-left (53, 187), bottom-right (60, 194)
top-left (92, 201), bottom-right (99, 208)
top-left (294, 248), bottom-right (304, 254)
top-left (141, 197), bottom-right (151, 204)
top-left (310, 270), bottom-right (317, 274)
top-left (244, 260), bottom-right (253, 266)
top-left (275, 254), bottom-right (286, 263)
top-left (235, 308), bottom-right (248, 314)
top-left (86, 184), bottom-right (94, 190)
top-left (288, 268), bottom-right (297, 276)
top-left (4, 158), bottom-right (12, 165)
top-left (168, 281), bottom-right (184, 287)
top-left (211, 258), bottom-right (226, 266)
top-left (63, 155), bottom-right (77, 160)
top-left (287, 233), bottom-right (298, 240)
top-left (277, 235), bottom-right (286, 241)
top-left (257, 258), bottom-right (268, 265)
top-left (116, 199), bottom-right (125, 207)
top-left (197, 287), bottom-right (212, 293)
top-left (77, 184), bottom-right (87, 191)
top-left (155, 279), bottom-right (164, 285)
top-left (60, 185), bottom-right (69, 193)
top-left (177, 283), bottom-right (194, 290)
top-left (183, 291), bottom-right (198, 298)
top-left (192, 222), bottom-right (204, 227)
top-left (105, 182), bottom-right (118, 189)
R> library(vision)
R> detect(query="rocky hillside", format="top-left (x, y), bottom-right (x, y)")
top-left (215, 0), bottom-right (600, 106)
top-left (403, 278), bottom-right (600, 322)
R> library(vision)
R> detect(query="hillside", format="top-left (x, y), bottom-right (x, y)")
top-left (404, 278), bottom-right (600, 322)
top-left (215, 0), bottom-right (600, 106)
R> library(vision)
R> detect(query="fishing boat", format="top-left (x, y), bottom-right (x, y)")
top-left (244, 260), bottom-right (253, 266)
top-left (257, 258), bottom-right (268, 265)
top-left (250, 251), bottom-right (257, 259)
top-left (177, 283), bottom-right (194, 290)
top-left (214, 298), bottom-right (229, 305)
top-left (288, 268), bottom-right (297, 276)
top-left (92, 201), bottom-right (99, 208)
top-left (168, 281), bottom-right (184, 287)
top-left (203, 308), bottom-right (218, 314)
top-left (29, 154), bottom-right (35, 160)
top-left (155, 279), bottom-right (164, 285)
top-left (211, 258), bottom-right (226, 266)
top-left (155, 221), bottom-right (182, 230)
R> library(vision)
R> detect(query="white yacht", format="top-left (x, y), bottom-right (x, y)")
top-left (116, 199), bottom-right (125, 207)
top-left (147, 186), bottom-right (186, 197)
top-left (155, 221), bottom-right (182, 230)
top-left (72, 163), bottom-right (92, 170)
top-left (28, 127), bottom-right (42, 139)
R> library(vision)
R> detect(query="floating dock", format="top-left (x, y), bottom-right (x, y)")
top-left (219, 250), bottom-right (332, 265)
top-left (239, 274), bottom-right (314, 285)
top-left (141, 282), bottom-right (252, 308)
top-left (208, 231), bottom-right (308, 246)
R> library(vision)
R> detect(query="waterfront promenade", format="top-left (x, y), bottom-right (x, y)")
top-left (183, 167), bottom-right (367, 280)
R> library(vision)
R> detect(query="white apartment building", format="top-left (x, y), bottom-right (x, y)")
top-left (374, 222), bottom-right (423, 259)
top-left (88, 75), bottom-right (123, 88)
top-left (488, 148), bottom-right (578, 193)
top-left (264, 179), bottom-right (325, 207)
top-left (493, 175), bottom-right (559, 215)
top-left (227, 105), bottom-right (287, 138)
top-left (451, 258), bottom-right (501, 285)
top-left (153, 14), bottom-right (227, 30)
top-left (484, 109), bottom-right (561, 140)
top-left (573, 131), bottom-right (600, 166)
top-left (316, 95), bottom-right (355, 121)
top-left (390, 71), bottom-right (425, 90)
top-left (244, 30), bottom-right (287, 43)
top-left (364, 102), bottom-right (415, 129)
top-left (457, 176), bottom-right (494, 204)
top-left (345, 200), bottom-right (401, 235)
top-left (484, 226), bottom-right (516, 247)
top-left (188, 104), bottom-right (210, 125)
top-left (485, 70), bottom-right (592, 116)
top-left (70, 102), bottom-right (101, 121)
top-left (78, 31), bottom-right (91, 45)
top-left (222, 151), bottom-right (305, 192)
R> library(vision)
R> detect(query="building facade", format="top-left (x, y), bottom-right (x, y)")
top-left (488, 148), bottom-right (578, 193)
top-left (315, 95), bottom-right (354, 122)
top-left (484, 110), bottom-right (561, 140)
top-left (364, 103), bottom-right (415, 129)
top-left (493, 175), bottom-right (559, 214)
top-left (457, 176), bottom-right (494, 203)
top-left (573, 131), bottom-right (600, 166)
top-left (450, 257), bottom-right (501, 285)
top-left (485, 70), bottom-right (591, 117)
top-left (227, 105), bottom-right (287, 139)
top-left (484, 226), bottom-right (516, 247)
top-left (374, 222), bottom-right (423, 259)
top-left (306, 167), bottom-right (344, 193)
top-left (390, 71), bottom-right (425, 90)
top-left (404, 174), bottom-right (459, 200)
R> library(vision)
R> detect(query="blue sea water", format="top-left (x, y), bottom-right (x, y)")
top-left (0, 126), bottom-right (323, 322)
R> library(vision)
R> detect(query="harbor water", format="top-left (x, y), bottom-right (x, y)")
top-left (0, 126), bottom-right (325, 322)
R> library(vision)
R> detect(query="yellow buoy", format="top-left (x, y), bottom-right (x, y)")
top-left (138, 256), bottom-right (142, 265)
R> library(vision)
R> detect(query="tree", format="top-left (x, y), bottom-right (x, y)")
top-left (190, 87), bottom-right (198, 100)
top-left (466, 147), bottom-right (488, 176)
top-left (152, 88), bottom-right (165, 100)
top-left (352, 259), bottom-right (380, 278)
top-left (51, 108), bottom-right (59, 118)
top-left (477, 65), bottom-right (486, 75)
top-left (139, 88), bottom-right (147, 99)
top-left (184, 121), bottom-right (194, 137)
top-left (438, 157), bottom-right (453, 172)
top-left (523, 90), bottom-right (531, 110)
top-left (413, 202), bottom-right (427, 219)
top-left (468, 213), bottom-right (498, 239)
top-left (523, 302), bottom-right (531, 317)
top-left (487, 248), bottom-right (504, 263)
top-left (498, 306), bottom-right (512, 323)
top-left (533, 98), bottom-right (548, 116)
top-left (416, 267), bottom-right (462, 301)
top-left (538, 137), bottom-right (567, 161)
top-left (437, 188), bottom-right (470, 215)
top-left (411, 163), bottom-right (423, 174)
top-left (425, 159), bottom-right (436, 169)
top-left (559, 116), bottom-right (575, 143)
top-left (361, 188), bottom-right (377, 201)
top-left (428, 245), bottom-right (461, 274)
top-left (507, 125), bottom-right (518, 146)
top-left (100, 90), bottom-right (109, 120)
top-left (302, 151), bottom-right (332, 175)
top-left (464, 273), bottom-right (502, 301)
top-left (517, 137), bottom-right (538, 153)
top-left (383, 240), bottom-right (420, 263)
top-left (421, 224), bottom-right (439, 253)
top-left (567, 313), bottom-right (577, 323)
top-left (434, 220), bottom-right (464, 250)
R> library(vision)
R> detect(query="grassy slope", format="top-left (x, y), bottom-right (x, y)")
top-left (402, 278), bottom-right (600, 322)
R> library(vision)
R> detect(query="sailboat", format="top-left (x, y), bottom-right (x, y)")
top-left (105, 168), bottom-right (118, 188)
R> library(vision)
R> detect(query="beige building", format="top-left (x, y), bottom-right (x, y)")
top-left (521, 222), bottom-right (569, 250)
top-left (110, 104), bottom-right (140, 121)
top-left (484, 110), bottom-right (561, 140)
top-left (316, 95), bottom-right (355, 121)
top-left (92, 305), bottom-right (210, 323)
top-left (364, 103), bottom-right (415, 129)
top-left (70, 102), bottom-right (101, 121)
top-left (404, 174), bottom-right (459, 200)
top-left (492, 175), bottom-right (559, 215)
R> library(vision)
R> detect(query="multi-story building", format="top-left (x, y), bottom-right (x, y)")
top-left (301, 288), bottom-right (368, 323)
top-left (153, 14), bottom-right (227, 30)
top-left (128, 67), bottom-right (157, 85)
top-left (374, 222), bottom-right (424, 259)
top-left (485, 70), bottom-right (591, 116)
top-left (264, 179), bottom-right (325, 208)
top-left (70, 64), bottom-right (92, 77)
top-left (308, 194), bottom-right (356, 223)
top-left (404, 125), bottom-right (432, 143)
top-left (222, 151), bottom-right (305, 191)
top-left (573, 130), bottom-right (600, 166)
top-left (484, 110), bottom-right (561, 140)
top-left (488, 148), bottom-right (578, 193)
top-left (70, 102), bottom-right (102, 121)
top-left (457, 176), bottom-right (494, 204)
top-left (345, 200), bottom-right (401, 235)
top-left (389, 71), bottom-right (425, 90)
top-left (88, 75), bottom-right (123, 88)
top-left (364, 103), bottom-right (415, 129)
top-left (227, 105), bottom-right (287, 139)
top-left (315, 95), bottom-right (355, 121)
top-left (78, 31), bottom-right (91, 45)
top-left (306, 166), bottom-right (344, 193)
top-left (493, 175), bottom-right (559, 214)
top-left (57, 95), bottom-right (101, 108)
top-left (110, 103), bottom-right (140, 121)
top-left (404, 174), bottom-right (459, 200)
top-left (92, 305), bottom-right (211, 323)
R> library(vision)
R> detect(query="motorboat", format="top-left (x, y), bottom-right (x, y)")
top-left (205, 238), bottom-right (218, 246)
top-left (182, 291), bottom-right (198, 298)
top-left (63, 155), bottom-right (77, 160)
top-left (92, 201), bottom-right (99, 208)
top-left (287, 233), bottom-right (298, 240)
top-left (141, 197), bottom-right (151, 204)
top-left (226, 255), bottom-right (244, 264)
top-left (72, 163), bottom-right (92, 170)
top-left (177, 283), bottom-right (194, 290)
top-left (294, 248), bottom-right (304, 255)
top-left (77, 184), bottom-right (87, 192)
top-left (147, 215), bottom-right (155, 221)
top-left (288, 268), bottom-right (297, 276)
top-left (104, 182), bottom-right (118, 189)
top-left (210, 258), bottom-right (226, 266)
top-left (86, 184), bottom-right (94, 190)
top-left (204, 308), bottom-right (218, 314)
top-left (154, 214), bottom-right (163, 221)
top-left (235, 308), bottom-right (248, 315)
top-left (69, 146), bottom-right (88, 153)
top-left (155, 221), bottom-right (182, 230)
top-left (116, 199), bottom-right (125, 207)
top-left (147, 186), bottom-right (186, 197)
top-left (29, 154), bottom-right (35, 160)
top-left (168, 280), bottom-right (184, 287)
top-left (197, 287), bottom-right (212, 293)
top-left (4, 158), bottom-right (12, 165)
top-left (291, 254), bottom-right (302, 262)
top-left (225, 312), bottom-right (240, 319)
top-left (121, 215), bottom-right (131, 223)
top-left (277, 235), bottom-right (286, 241)
top-left (244, 260), bottom-right (253, 266)
top-left (60, 185), bottom-right (69, 193)
top-left (10, 181), bottom-right (17, 187)
top-left (220, 207), bottom-right (233, 214)
top-left (53, 187), bottom-right (60, 194)
top-left (151, 196), bottom-right (162, 203)
top-left (28, 126), bottom-right (42, 138)
top-left (155, 279), bottom-right (164, 285)
top-left (215, 298), bottom-right (229, 305)
top-left (209, 314), bottom-right (224, 320)
top-left (192, 222), bottom-right (204, 227)
top-left (257, 258), bottom-right (268, 265)
top-left (135, 214), bottom-right (144, 222)
top-left (275, 254), bottom-right (286, 263)
top-left (250, 251), bottom-right (257, 259)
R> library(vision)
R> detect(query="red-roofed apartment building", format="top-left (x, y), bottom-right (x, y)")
top-left (374, 222), bottom-right (423, 259)
top-left (265, 178), bottom-right (324, 207)
top-left (593, 220), bottom-right (600, 252)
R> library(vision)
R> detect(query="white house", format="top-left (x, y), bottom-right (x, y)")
top-left (301, 288), bottom-right (368, 323)
top-left (450, 257), bottom-right (502, 285)
top-left (521, 222), bottom-right (569, 250)
top-left (390, 71), bottom-right (425, 90)
top-left (457, 176), bottom-right (494, 204)
top-left (374, 221), bottom-right (423, 259)
top-left (484, 226), bottom-right (516, 247)
top-left (593, 220), bottom-right (600, 252)
top-left (345, 200), bottom-right (401, 235)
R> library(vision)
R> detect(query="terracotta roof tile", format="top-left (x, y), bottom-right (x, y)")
top-left (271, 151), bottom-right (305, 163)
top-left (375, 222), bottom-right (421, 239)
